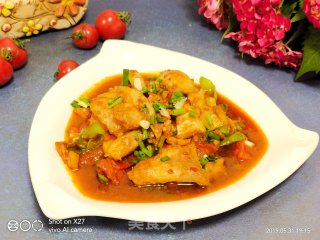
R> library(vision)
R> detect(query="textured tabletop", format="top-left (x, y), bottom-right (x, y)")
top-left (1, 0), bottom-right (319, 239)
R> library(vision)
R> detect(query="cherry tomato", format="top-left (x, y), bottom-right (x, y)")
top-left (0, 38), bottom-right (28, 70)
top-left (55, 60), bottom-right (80, 80)
top-left (71, 23), bottom-right (99, 49)
top-left (95, 10), bottom-right (131, 40)
top-left (0, 58), bottom-right (14, 86)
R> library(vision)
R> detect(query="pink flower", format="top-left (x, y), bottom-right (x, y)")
top-left (225, 0), bottom-right (300, 69)
top-left (261, 42), bottom-right (303, 69)
top-left (198, 0), bottom-right (229, 30)
top-left (303, 0), bottom-right (320, 28)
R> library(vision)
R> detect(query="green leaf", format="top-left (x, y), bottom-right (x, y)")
top-left (296, 28), bottom-right (320, 80)
top-left (281, 1), bottom-right (298, 18)
top-left (291, 9), bottom-right (306, 23)
top-left (221, 4), bottom-right (239, 40)
top-left (299, 0), bottom-right (304, 9)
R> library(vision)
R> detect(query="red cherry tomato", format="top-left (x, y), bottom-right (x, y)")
top-left (71, 23), bottom-right (99, 49)
top-left (95, 10), bottom-right (131, 40)
top-left (55, 60), bottom-right (80, 80)
top-left (0, 38), bottom-right (28, 70)
top-left (0, 58), bottom-right (14, 86)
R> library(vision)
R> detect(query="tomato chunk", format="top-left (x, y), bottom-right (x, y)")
top-left (195, 142), bottom-right (218, 157)
top-left (80, 146), bottom-right (104, 166)
top-left (233, 141), bottom-right (251, 161)
top-left (97, 158), bottom-right (124, 184)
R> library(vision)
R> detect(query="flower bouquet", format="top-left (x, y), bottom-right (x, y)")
top-left (198, 0), bottom-right (320, 80)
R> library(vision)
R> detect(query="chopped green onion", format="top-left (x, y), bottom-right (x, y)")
top-left (160, 156), bottom-right (170, 162)
top-left (71, 97), bottom-right (90, 108)
top-left (156, 116), bottom-right (164, 123)
top-left (153, 102), bottom-right (166, 112)
top-left (199, 157), bottom-right (209, 168)
top-left (206, 128), bottom-right (220, 142)
top-left (133, 150), bottom-right (147, 161)
top-left (150, 115), bottom-right (156, 125)
top-left (134, 150), bottom-right (139, 156)
top-left (141, 87), bottom-right (149, 94)
top-left (199, 76), bottom-right (215, 91)
top-left (80, 122), bottom-right (105, 139)
top-left (170, 91), bottom-right (185, 106)
top-left (141, 148), bottom-right (151, 157)
top-left (220, 132), bottom-right (247, 146)
top-left (142, 129), bottom-right (148, 140)
top-left (122, 69), bottom-right (129, 86)
top-left (140, 104), bottom-right (149, 114)
top-left (172, 108), bottom-right (186, 116)
top-left (141, 145), bottom-right (153, 157)
top-left (199, 154), bottom-right (219, 168)
top-left (189, 108), bottom-right (195, 118)
top-left (151, 83), bottom-right (157, 93)
top-left (138, 153), bottom-right (147, 161)
top-left (108, 96), bottom-right (122, 108)
top-left (157, 136), bottom-right (166, 150)
top-left (138, 141), bottom-right (145, 150)
top-left (219, 126), bottom-right (230, 136)
top-left (206, 114), bottom-right (214, 125)
top-left (147, 145), bottom-right (154, 156)
top-left (97, 173), bottom-right (108, 184)
top-left (130, 159), bottom-right (139, 164)
top-left (134, 131), bottom-right (139, 141)
top-left (138, 140), bottom-right (154, 158)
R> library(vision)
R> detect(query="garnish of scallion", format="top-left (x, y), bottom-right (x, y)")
top-left (172, 108), bottom-right (186, 116)
top-left (160, 156), bottom-right (170, 162)
top-left (108, 96), bottom-right (122, 108)
top-left (122, 69), bottom-right (129, 86)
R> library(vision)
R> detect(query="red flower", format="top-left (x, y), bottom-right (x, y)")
top-left (303, 0), bottom-right (320, 28)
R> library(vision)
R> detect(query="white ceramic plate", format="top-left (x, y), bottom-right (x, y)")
top-left (28, 40), bottom-right (319, 223)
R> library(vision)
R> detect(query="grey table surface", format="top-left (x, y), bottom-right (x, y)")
top-left (1, 0), bottom-right (319, 239)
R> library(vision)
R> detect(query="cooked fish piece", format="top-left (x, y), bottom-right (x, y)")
top-left (188, 89), bottom-right (207, 113)
top-left (159, 70), bottom-right (197, 94)
top-left (176, 113), bottom-right (206, 139)
top-left (91, 86), bottom-right (154, 136)
top-left (204, 158), bottom-right (226, 180)
top-left (103, 131), bottom-right (140, 160)
top-left (166, 137), bottom-right (191, 146)
top-left (200, 112), bottom-right (224, 130)
top-left (127, 144), bottom-right (209, 186)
